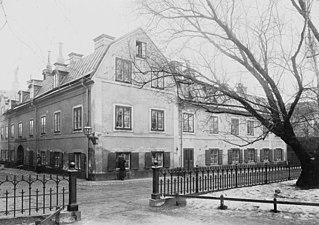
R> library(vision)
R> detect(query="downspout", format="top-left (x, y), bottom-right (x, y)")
top-left (31, 99), bottom-right (38, 170)
top-left (81, 78), bottom-right (90, 180)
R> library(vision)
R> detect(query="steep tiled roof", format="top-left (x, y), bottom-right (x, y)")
top-left (36, 45), bottom-right (108, 97)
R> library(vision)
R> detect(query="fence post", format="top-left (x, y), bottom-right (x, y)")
top-left (271, 198), bottom-right (279, 213)
top-left (195, 165), bottom-right (199, 193)
top-left (287, 162), bottom-right (291, 180)
top-left (235, 164), bottom-right (238, 188)
top-left (67, 162), bottom-right (78, 212)
top-left (151, 161), bottom-right (161, 200)
top-left (264, 163), bottom-right (268, 184)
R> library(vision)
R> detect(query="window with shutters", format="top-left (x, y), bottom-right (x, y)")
top-left (209, 116), bottom-right (218, 134)
top-left (116, 152), bottom-right (131, 169)
top-left (206, 149), bottom-right (222, 166)
top-left (115, 58), bottom-right (132, 83)
top-left (183, 113), bottom-right (194, 133)
top-left (54, 152), bottom-right (61, 168)
top-left (74, 153), bottom-right (81, 170)
top-left (41, 116), bottom-right (46, 134)
top-left (41, 151), bottom-right (46, 165)
top-left (247, 120), bottom-right (254, 136)
top-left (115, 105), bottom-right (132, 130)
top-left (274, 148), bottom-right (283, 161)
top-left (151, 70), bottom-right (164, 89)
top-left (152, 152), bottom-right (164, 167)
top-left (73, 106), bottom-right (82, 131)
top-left (231, 118), bottom-right (239, 135)
top-left (151, 109), bottom-right (164, 131)
top-left (5, 126), bottom-right (8, 139)
top-left (29, 120), bottom-right (34, 137)
top-left (210, 149), bottom-right (218, 164)
top-left (1, 127), bottom-right (3, 140)
top-left (233, 149), bottom-right (240, 163)
top-left (136, 41), bottom-right (146, 58)
top-left (264, 148), bottom-right (270, 161)
top-left (247, 149), bottom-right (256, 162)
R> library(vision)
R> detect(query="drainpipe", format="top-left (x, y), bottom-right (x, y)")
top-left (31, 99), bottom-right (38, 170)
top-left (81, 78), bottom-right (90, 180)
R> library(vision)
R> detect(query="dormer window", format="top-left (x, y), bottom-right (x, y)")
top-left (136, 41), bottom-right (146, 58)
top-left (53, 73), bottom-right (59, 88)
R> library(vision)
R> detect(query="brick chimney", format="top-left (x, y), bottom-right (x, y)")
top-left (54, 42), bottom-right (67, 72)
top-left (68, 52), bottom-right (83, 64)
top-left (93, 34), bottom-right (115, 51)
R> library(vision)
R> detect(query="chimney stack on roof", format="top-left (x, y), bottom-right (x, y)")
top-left (93, 34), bottom-right (115, 51)
top-left (68, 52), bottom-right (83, 64)
top-left (54, 42), bottom-right (67, 72)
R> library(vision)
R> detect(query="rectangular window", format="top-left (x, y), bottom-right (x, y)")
top-left (53, 74), bottom-right (59, 88)
top-left (247, 148), bottom-right (255, 162)
top-left (210, 149), bottom-right (219, 164)
top-left (73, 106), bottom-right (82, 131)
top-left (29, 120), bottom-right (34, 136)
top-left (232, 149), bottom-right (240, 163)
top-left (54, 112), bottom-right (61, 133)
top-left (5, 126), bottom-right (8, 139)
top-left (151, 109), bottom-right (164, 131)
top-left (115, 58), bottom-right (132, 83)
top-left (41, 151), bottom-right (46, 165)
top-left (274, 148), bottom-right (283, 161)
top-left (151, 70), bottom-right (164, 89)
top-left (18, 122), bottom-right (22, 137)
top-left (116, 152), bottom-right (131, 169)
top-left (1, 127), bottom-right (3, 140)
top-left (152, 152), bottom-right (164, 167)
top-left (231, 118), bottom-right (239, 135)
top-left (183, 113), bottom-right (194, 133)
top-left (247, 120), bottom-right (254, 136)
top-left (54, 152), bottom-right (61, 168)
top-left (209, 116), bottom-right (218, 134)
top-left (264, 149), bottom-right (270, 161)
top-left (115, 105), bottom-right (132, 130)
top-left (10, 124), bottom-right (14, 139)
top-left (74, 153), bottom-right (81, 170)
top-left (136, 41), bottom-right (146, 58)
top-left (41, 116), bottom-right (46, 134)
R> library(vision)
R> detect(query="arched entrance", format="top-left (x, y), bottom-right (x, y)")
top-left (17, 145), bottom-right (24, 166)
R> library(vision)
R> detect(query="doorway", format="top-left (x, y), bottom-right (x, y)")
top-left (17, 145), bottom-right (24, 166)
top-left (183, 148), bottom-right (194, 169)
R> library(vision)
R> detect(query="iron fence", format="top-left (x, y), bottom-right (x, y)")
top-left (155, 163), bottom-right (301, 197)
top-left (0, 174), bottom-right (69, 218)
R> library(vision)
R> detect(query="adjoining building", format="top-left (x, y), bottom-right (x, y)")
top-left (0, 28), bottom-right (287, 180)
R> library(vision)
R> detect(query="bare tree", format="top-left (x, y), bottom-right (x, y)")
top-left (137, 0), bottom-right (319, 188)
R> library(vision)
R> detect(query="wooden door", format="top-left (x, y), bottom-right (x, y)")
top-left (183, 148), bottom-right (194, 169)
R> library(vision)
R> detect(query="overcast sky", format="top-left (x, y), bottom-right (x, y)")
top-left (0, 0), bottom-right (141, 91)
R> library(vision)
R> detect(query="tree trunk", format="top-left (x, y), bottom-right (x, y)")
top-left (283, 133), bottom-right (319, 188)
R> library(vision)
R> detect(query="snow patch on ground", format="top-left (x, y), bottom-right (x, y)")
top-left (186, 180), bottom-right (319, 224)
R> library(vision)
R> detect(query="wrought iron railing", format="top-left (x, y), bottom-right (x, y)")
top-left (151, 163), bottom-right (301, 198)
top-left (0, 174), bottom-right (69, 218)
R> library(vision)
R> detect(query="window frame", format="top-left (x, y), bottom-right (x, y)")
top-left (73, 105), bottom-right (83, 132)
top-left (247, 120), bottom-right (254, 136)
top-left (5, 126), bottom-right (8, 139)
top-left (183, 112), bottom-right (194, 133)
top-left (150, 109), bottom-right (165, 132)
top-left (209, 116), bottom-right (219, 134)
top-left (274, 148), bottom-right (283, 161)
top-left (151, 69), bottom-right (164, 89)
top-left (1, 127), bottom-right (3, 140)
top-left (136, 41), bottom-right (147, 58)
top-left (115, 58), bottom-right (132, 84)
top-left (232, 149), bottom-right (240, 163)
top-left (247, 148), bottom-right (255, 162)
top-left (18, 122), bottom-right (23, 138)
top-left (116, 152), bottom-right (131, 170)
top-left (114, 105), bottom-right (132, 130)
top-left (29, 119), bottom-right (34, 137)
top-left (74, 153), bottom-right (81, 170)
top-left (54, 111), bottom-right (61, 133)
top-left (151, 151), bottom-right (164, 167)
top-left (231, 118), bottom-right (239, 135)
top-left (10, 124), bottom-right (14, 139)
top-left (41, 116), bottom-right (46, 135)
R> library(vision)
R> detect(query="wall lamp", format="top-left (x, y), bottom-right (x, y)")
top-left (84, 126), bottom-right (98, 145)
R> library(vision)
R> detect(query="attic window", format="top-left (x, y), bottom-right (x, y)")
top-left (53, 73), bottom-right (59, 88)
top-left (136, 41), bottom-right (146, 58)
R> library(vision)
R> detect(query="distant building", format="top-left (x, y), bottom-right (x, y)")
top-left (0, 28), bottom-right (287, 180)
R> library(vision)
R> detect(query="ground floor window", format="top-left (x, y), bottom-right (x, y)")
top-left (152, 151), bottom-right (164, 167)
top-left (116, 152), bottom-right (131, 169)
top-left (244, 148), bottom-right (257, 163)
top-left (228, 148), bottom-right (243, 164)
top-left (274, 148), bottom-right (283, 161)
top-left (54, 152), bottom-right (62, 168)
top-left (205, 148), bottom-right (222, 165)
top-left (74, 153), bottom-right (81, 170)
top-left (40, 151), bottom-right (46, 165)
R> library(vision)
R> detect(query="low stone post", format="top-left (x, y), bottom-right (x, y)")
top-left (151, 161), bottom-right (161, 200)
top-left (67, 162), bottom-right (78, 211)
top-left (287, 161), bottom-right (291, 180)
top-left (218, 195), bottom-right (228, 210)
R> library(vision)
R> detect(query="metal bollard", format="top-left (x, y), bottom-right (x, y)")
top-left (218, 195), bottom-right (228, 210)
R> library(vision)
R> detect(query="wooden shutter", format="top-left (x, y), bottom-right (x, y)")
top-left (80, 153), bottom-right (86, 172)
top-left (260, 149), bottom-right (264, 162)
top-left (50, 152), bottom-right (55, 167)
top-left (269, 149), bottom-right (274, 162)
top-left (131, 152), bottom-right (139, 170)
top-left (29, 151), bottom-right (34, 166)
top-left (205, 149), bottom-right (211, 166)
top-left (280, 148), bottom-right (284, 161)
top-left (59, 152), bottom-right (64, 168)
top-left (163, 152), bottom-right (170, 168)
top-left (244, 149), bottom-right (248, 163)
top-left (228, 149), bottom-right (232, 164)
top-left (145, 152), bottom-right (152, 169)
top-left (254, 149), bottom-right (257, 162)
top-left (107, 152), bottom-right (116, 171)
top-left (218, 149), bottom-right (223, 165)
top-left (239, 149), bottom-right (243, 163)
top-left (63, 152), bottom-right (69, 169)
